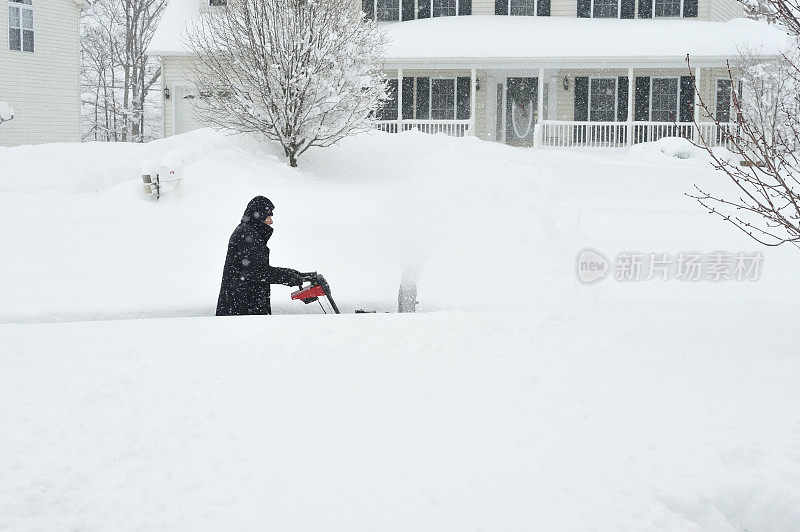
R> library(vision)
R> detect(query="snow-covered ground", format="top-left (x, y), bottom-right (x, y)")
top-left (2, 130), bottom-right (800, 530)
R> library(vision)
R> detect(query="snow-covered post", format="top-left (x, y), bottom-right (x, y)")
top-left (185, 0), bottom-right (389, 167)
top-left (537, 67), bottom-right (544, 147)
top-left (693, 66), bottom-right (702, 143)
top-left (397, 68), bottom-right (403, 132)
top-left (469, 68), bottom-right (477, 136)
top-left (627, 68), bottom-right (634, 146)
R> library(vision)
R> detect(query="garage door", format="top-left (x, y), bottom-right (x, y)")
top-left (174, 86), bottom-right (208, 134)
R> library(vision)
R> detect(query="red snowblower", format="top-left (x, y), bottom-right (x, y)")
top-left (291, 272), bottom-right (341, 314)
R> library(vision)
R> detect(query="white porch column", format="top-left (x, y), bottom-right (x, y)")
top-left (470, 68), bottom-right (477, 136)
top-left (535, 67), bottom-right (544, 148)
top-left (694, 67), bottom-right (702, 142)
top-left (397, 68), bottom-right (403, 133)
top-left (627, 67), bottom-right (634, 146)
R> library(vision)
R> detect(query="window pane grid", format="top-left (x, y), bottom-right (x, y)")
top-left (375, 0), bottom-right (399, 21)
top-left (8, 3), bottom-right (33, 52)
top-left (432, 0), bottom-right (457, 17)
top-left (654, 0), bottom-right (681, 16)
top-left (589, 78), bottom-right (616, 122)
top-left (592, 0), bottom-right (618, 17)
top-left (509, 0), bottom-right (536, 15)
top-left (430, 79), bottom-right (456, 120)
top-left (651, 78), bottom-right (678, 122)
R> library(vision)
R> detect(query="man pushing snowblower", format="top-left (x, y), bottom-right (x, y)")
top-left (215, 196), bottom-right (305, 316)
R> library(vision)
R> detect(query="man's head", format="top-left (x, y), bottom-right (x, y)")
top-left (242, 196), bottom-right (275, 225)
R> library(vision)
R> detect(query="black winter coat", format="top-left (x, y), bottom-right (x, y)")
top-left (215, 197), bottom-right (300, 316)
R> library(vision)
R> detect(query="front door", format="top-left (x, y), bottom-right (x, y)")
top-left (505, 77), bottom-right (538, 146)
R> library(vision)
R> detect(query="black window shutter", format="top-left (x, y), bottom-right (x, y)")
top-left (495, 0), bottom-right (508, 14)
top-left (402, 0), bottom-right (415, 20)
top-left (617, 77), bottom-right (629, 122)
top-left (577, 0), bottom-right (591, 17)
top-left (457, 77), bottom-right (471, 120)
top-left (683, 0), bottom-right (698, 16)
top-left (459, 0), bottom-right (472, 14)
top-left (638, 0), bottom-right (652, 17)
top-left (537, 0), bottom-right (551, 15)
top-left (679, 75), bottom-right (694, 122)
top-left (362, 0), bottom-right (374, 19)
top-left (621, 0), bottom-right (635, 17)
top-left (416, 77), bottom-right (430, 119)
top-left (574, 77), bottom-right (589, 121)
top-left (634, 77), bottom-right (650, 121)
top-left (418, 0), bottom-right (431, 17)
top-left (402, 77), bottom-right (414, 119)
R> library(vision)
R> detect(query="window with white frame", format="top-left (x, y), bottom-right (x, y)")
top-left (375, 0), bottom-right (400, 20)
top-left (430, 78), bottom-right (456, 120)
top-left (650, 77), bottom-right (679, 122)
top-left (715, 78), bottom-right (732, 122)
top-left (589, 78), bottom-right (617, 122)
top-left (433, 0), bottom-right (457, 17)
top-left (592, 0), bottom-right (619, 17)
top-left (509, 0), bottom-right (537, 15)
top-left (653, 0), bottom-right (681, 17)
top-left (8, 0), bottom-right (33, 52)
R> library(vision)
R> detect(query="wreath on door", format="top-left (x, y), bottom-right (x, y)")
top-left (507, 80), bottom-right (536, 104)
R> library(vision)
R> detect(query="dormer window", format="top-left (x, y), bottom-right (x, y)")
top-left (376, 0), bottom-right (400, 20)
top-left (592, 0), bottom-right (619, 17)
top-left (209, 0), bottom-right (226, 5)
top-left (653, 0), bottom-right (680, 16)
top-left (432, 0), bottom-right (458, 17)
top-left (509, 0), bottom-right (537, 15)
top-left (8, 0), bottom-right (33, 52)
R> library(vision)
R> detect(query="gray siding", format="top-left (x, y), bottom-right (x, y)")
top-left (0, 0), bottom-right (82, 146)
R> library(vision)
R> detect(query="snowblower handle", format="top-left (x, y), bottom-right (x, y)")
top-left (290, 272), bottom-right (340, 314)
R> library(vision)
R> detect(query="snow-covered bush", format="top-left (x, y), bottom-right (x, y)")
top-left (185, 0), bottom-right (388, 167)
top-left (0, 100), bottom-right (13, 126)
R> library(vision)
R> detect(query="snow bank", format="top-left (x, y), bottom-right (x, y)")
top-left (0, 129), bottom-right (245, 194)
top-left (1, 128), bottom-right (798, 323)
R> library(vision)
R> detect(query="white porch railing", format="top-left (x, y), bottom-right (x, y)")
top-left (541, 120), bottom-right (740, 149)
top-left (375, 119), bottom-right (471, 137)
top-left (541, 121), bottom-right (628, 148)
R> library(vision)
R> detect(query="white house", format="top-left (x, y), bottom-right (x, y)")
top-left (147, 0), bottom-right (788, 148)
top-left (0, 0), bottom-right (86, 146)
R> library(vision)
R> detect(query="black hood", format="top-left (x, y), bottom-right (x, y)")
top-left (241, 196), bottom-right (275, 225)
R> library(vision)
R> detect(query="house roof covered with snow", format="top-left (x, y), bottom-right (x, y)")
top-left (147, 0), bottom-right (790, 68)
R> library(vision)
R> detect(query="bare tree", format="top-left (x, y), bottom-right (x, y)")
top-left (688, 0), bottom-right (800, 248)
top-left (185, 0), bottom-right (388, 167)
top-left (81, 0), bottom-right (166, 142)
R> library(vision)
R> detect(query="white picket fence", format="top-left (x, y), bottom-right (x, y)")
top-left (374, 119), bottom-right (471, 137)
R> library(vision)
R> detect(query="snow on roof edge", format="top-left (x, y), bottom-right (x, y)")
top-left (147, 3), bottom-right (791, 64)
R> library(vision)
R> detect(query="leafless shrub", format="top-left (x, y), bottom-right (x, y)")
top-left (184, 0), bottom-right (388, 167)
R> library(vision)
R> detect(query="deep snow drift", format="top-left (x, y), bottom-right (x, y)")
top-left (2, 130), bottom-right (800, 530)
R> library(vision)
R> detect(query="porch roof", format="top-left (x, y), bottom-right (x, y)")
top-left (382, 16), bottom-right (789, 69)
